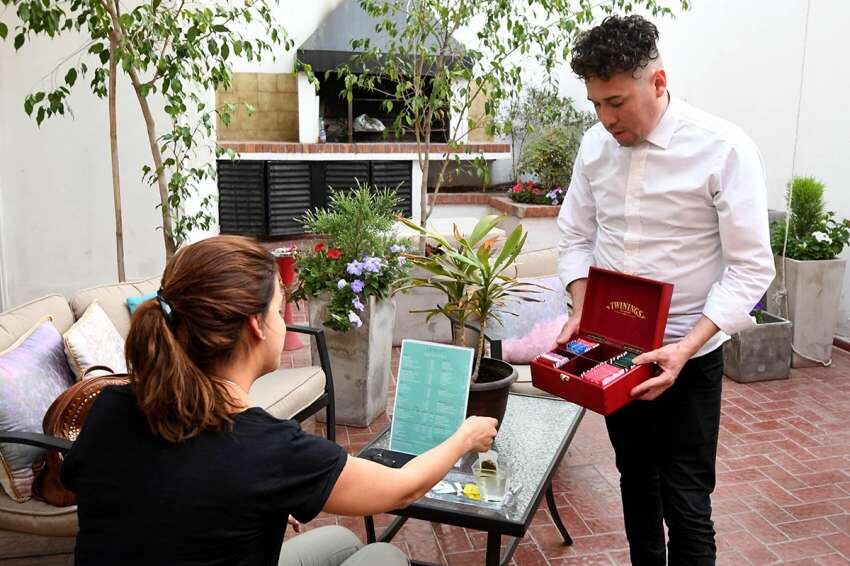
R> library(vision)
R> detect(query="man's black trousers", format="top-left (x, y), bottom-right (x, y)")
top-left (605, 347), bottom-right (724, 566)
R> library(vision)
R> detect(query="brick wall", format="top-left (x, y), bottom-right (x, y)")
top-left (216, 73), bottom-right (299, 142)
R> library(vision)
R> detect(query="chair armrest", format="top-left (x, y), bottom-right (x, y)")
top-left (285, 325), bottom-right (335, 404)
top-left (0, 431), bottom-right (72, 453)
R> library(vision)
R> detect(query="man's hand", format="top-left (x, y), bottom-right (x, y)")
top-left (629, 341), bottom-right (692, 400)
top-left (556, 313), bottom-right (581, 345)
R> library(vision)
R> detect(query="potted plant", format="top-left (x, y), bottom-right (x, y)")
top-left (723, 297), bottom-right (793, 382)
top-left (508, 181), bottom-right (566, 206)
top-left (292, 186), bottom-right (410, 426)
top-left (398, 214), bottom-right (540, 424)
top-left (767, 176), bottom-right (850, 367)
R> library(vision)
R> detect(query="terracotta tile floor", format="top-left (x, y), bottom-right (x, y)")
top-left (281, 312), bottom-right (850, 565)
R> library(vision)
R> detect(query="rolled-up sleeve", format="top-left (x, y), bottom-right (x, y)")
top-left (558, 139), bottom-right (597, 290)
top-left (703, 139), bottom-right (776, 335)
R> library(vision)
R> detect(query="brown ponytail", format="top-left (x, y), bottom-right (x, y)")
top-left (125, 236), bottom-right (277, 442)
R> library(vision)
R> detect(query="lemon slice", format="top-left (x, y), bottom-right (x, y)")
top-left (463, 483), bottom-right (481, 500)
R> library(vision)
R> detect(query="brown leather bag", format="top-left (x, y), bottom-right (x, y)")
top-left (32, 371), bottom-right (129, 507)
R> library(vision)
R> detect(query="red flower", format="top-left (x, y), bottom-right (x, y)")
top-left (314, 242), bottom-right (326, 253)
top-left (326, 248), bottom-right (342, 260)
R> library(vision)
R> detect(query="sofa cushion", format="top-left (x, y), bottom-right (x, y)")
top-left (69, 276), bottom-right (160, 339)
top-left (63, 302), bottom-right (127, 380)
top-left (0, 296), bottom-right (75, 353)
top-left (126, 292), bottom-right (157, 315)
top-left (0, 489), bottom-right (78, 537)
top-left (0, 319), bottom-right (75, 502)
top-left (249, 366), bottom-right (325, 420)
top-left (489, 275), bottom-right (568, 341)
top-left (508, 364), bottom-right (556, 398)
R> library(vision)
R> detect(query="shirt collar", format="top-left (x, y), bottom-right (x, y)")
top-left (645, 92), bottom-right (677, 149)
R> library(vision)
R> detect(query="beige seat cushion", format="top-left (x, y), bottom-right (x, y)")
top-left (69, 276), bottom-right (160, 338)
top-left (0, 295), bottom-right (75, 352)
top-left (509, 364), bottom-right (556, 398)
top-left (250, 366), bottom-right (326, 420)
top-left (0, 491), bottom-right (77, 537)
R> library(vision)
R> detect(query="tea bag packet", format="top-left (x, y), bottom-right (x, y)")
top-left (536, 352), bottom-right (570, 368)
top-left (565, 338), bottom-right (599, 356)
top-left (610, 351), bottom-right (636, 369)
top-left (581, 362), bottom-right (625, 386)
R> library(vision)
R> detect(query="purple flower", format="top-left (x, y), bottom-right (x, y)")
top-left (347, 311), bottom-right (363, 328)
top-left (390, 244), bottom-right (406, 253)
top-left (346, 260), bottom-right (363, 276)
top-left (351, 279), bottom-right (365, 293)
top-left (352, 296), bottom-right (365, 312)
top-left (397, 256), bottom-right (407, 266)
top-left (337, 279), bottom-right (348, 290)
top-left (362, 256), bottom-right (383, 273)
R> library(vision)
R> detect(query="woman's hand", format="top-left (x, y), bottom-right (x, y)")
top-left (457, 416), bottom-right (498, 453)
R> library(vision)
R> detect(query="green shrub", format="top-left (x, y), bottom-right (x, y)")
top-left (518, 125), bottom-right (585, 190)
top-left (770, 176), bottom-right (850, 260)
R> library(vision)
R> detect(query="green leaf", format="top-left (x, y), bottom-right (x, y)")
top-left (0, 22), bottom-right (8, 41)
top-left (64, 67), bottom-right (77, 87)
top-left (467, 215), bottom-right (503, 247)
top-left (14, 33), bottom-right (25, 50)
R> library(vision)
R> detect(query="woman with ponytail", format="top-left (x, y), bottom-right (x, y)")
top-left (60, 235), bottom-right (497, 566)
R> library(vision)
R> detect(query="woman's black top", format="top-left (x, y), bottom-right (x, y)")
top-left (61, 385), bottom-right (347, 566)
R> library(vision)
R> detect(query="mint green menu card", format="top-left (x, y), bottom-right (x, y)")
top-left (389, 339), bottom-right (474, 455)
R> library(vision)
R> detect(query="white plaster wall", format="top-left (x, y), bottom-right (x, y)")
top-left (0, 31), bottom-right (166, 309)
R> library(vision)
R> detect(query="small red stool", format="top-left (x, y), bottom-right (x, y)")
top-left (274, 247), bottom-right (304, 351)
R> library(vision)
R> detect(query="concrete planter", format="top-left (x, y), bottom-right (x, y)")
top-left (723, 312), bottom-right (792, 383)
top-left (767, 256), bottom-right (846, 368)
top-left (309, 295), bottom-right (396, 427)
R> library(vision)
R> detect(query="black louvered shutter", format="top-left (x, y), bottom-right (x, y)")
top-left (267, 162), bottom-right (314, 237)
top-left (217, 160), bottom-right (266, 236)
top-left (324, 161), bottom-right (371, 196)
top-left (371, 161), bottom-right (412, 217)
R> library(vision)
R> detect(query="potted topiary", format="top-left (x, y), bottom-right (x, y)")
top-left (723, 297), bottom-right (793, 382)
top-left (398, 214), bottom-right (540, 424)
top-left (767, 176), bottom-right (850, 367)
top-left (292, 186), bottom-right (410, 426)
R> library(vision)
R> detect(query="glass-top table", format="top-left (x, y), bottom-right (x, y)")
top-left (358, 393), bottom-right (585, 566)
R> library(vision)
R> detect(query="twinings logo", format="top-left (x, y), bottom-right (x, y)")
top-left (606, 301), bottom-right (646, 319)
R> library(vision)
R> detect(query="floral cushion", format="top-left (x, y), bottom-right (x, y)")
top-left (0, 318), bottom-right (75, 502)
top-left (63, 301), bottom-right (127, 380)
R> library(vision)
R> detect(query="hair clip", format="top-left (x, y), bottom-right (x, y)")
top-left (157, 289), bottom-right (176, 324)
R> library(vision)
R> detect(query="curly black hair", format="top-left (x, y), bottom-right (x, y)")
top-left (570, 15), bottom-right (660, 81)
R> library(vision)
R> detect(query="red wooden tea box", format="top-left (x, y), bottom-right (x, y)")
top-left (530, 266), bottom-right (674, 415)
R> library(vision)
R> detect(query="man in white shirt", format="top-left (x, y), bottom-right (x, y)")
top-left (557, 15), bottom-right (775, 566)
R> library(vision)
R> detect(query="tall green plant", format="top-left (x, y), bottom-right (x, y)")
top-left (399, 215), bottom-right (541, 381)
top-left (2, 0), bottom-right (287, 259)
top-left (331, 0), bottom-right (688, 234)
top-left (770, 176), bottom-right (850, 261)
top-left (292, 186), bottom-right (411, 332)
top-left (787, 176), bottom-right (826, 240)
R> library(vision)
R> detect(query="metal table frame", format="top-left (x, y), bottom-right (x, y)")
top-left (358, 395), bottom-right (586, 566)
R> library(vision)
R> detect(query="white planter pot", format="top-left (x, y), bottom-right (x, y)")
top-left (309, 295), bottom-right (396, 427)
top-left (767, 256), bottom-right (846, 368)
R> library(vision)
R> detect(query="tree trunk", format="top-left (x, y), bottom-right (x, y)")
top-left (102, 0), bottom-right (177, 259)
top-left (108, 34), bottom-right (126, 281)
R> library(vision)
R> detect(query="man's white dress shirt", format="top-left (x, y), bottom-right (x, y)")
top-left (558, 97), bottom-right (776, 357)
